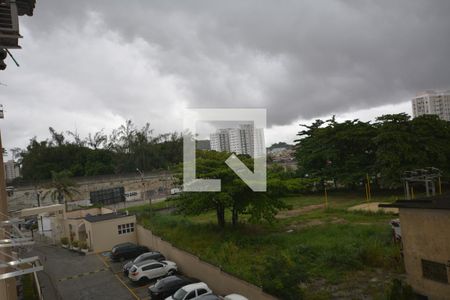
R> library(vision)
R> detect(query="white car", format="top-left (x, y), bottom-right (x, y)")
top-left (128, 260), bottom-right (177, 282)
top-left (170, 188), bottom-right (182, 195)
top-left (223, 294), bottom-right (248, 300)
top-left (166, 282), bottom-right (212, 300)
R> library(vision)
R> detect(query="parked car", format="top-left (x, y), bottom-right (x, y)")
top-left (148, 275), bottom-right (198, 300)
top-left (166, 282), bottom-right (212, 300)
top-left (123, 251), bottom-right (165, 276)
top-left (223, 294), bottom-right (248, 300)
top-left (111, 243), bottom-right (149, 262)
top-left (170, 187), bottom-right (182, 195)
top-left (24, 218), bottom-right (37, 230)
top-left (197, 294), bottom-right (221, 300)
top-left (128, 260), bottom-right (177, 283)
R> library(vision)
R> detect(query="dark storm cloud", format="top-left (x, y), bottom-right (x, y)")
top-left (1, 0), bottom-right (450, 148)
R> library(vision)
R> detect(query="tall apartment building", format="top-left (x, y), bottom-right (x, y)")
top-left (210, 129), bottom-right (231, 153)
top-left (412, 90), bottom-right (450, 121)
top-left (4, 160), bottom-right (20, 182)
top-left (210, 125), bottom-right (265, 157)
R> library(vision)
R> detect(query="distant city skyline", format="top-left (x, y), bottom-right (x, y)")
top-left (2, 0), bottom-right (449, 157)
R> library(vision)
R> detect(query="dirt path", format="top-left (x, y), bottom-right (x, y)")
top-left (276, 204), bottom-right (325, 219)
top-left (348, 202), bottom-right (398, 214)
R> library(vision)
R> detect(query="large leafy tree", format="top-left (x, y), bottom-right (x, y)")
top-left (374, 114), bottom-right (450, 187)
top-left (177, 150), bottom-right (287, 227)
top-left (19, 121), bottom-right (183, 180)
top-left (295, 113), bottom-right (450, 188)
top-left (295, 117), bottom-right (376, 188)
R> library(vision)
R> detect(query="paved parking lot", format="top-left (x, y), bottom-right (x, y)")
top-left (29, 243), bottom-right (141, 300)
top-left (98, 252), bottom-right (157, 300)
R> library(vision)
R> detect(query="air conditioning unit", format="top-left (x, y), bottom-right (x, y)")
top-left (0, 1), bottom-right (21, 49)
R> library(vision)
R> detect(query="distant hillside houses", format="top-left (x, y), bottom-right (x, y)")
top-left (267, 142), bottom-right (296, 170)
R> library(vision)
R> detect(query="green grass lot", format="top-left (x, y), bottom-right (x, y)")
top-left (127, 192), bottom-right (406, 299)
top-left (22, 274), bottom-right (39, 300)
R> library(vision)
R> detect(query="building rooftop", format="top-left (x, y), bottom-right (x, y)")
top-left (379, 195), bottom-right (450, 210)
top-left (84, 212), bottom-right (132, 223)
top-left (415, 89), bottom-right (450, 97)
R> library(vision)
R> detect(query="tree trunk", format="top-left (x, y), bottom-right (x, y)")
top-left (232, 205), bottom-right (239, 227)
top-left (216, 204), bottom-right (225, 228)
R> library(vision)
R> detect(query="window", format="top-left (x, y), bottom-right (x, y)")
top-left (118, 223), bottom-right (135, 235)
top-left (422, 259), bottom-right (448, 283)
top-left (185, 291), bottom-right (196, 300)
top-left (197, 289), bottom-right (208, 296)
top-left (143, 263), bottom-right (163, 271)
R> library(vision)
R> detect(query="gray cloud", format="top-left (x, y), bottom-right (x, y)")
top-left (1, 0), bottom-right (449, 149)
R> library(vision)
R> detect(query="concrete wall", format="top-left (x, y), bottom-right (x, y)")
top-left (136, 225), bottom-right (278, 300)
top-left (88, 215), bottom-right (137, 253)
top-left (7, 172), bottom-right (174, 212)
top-left (399, 208), bottom-right (450, 299)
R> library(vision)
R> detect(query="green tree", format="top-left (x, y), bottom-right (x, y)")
top-left (178, 150), bottom-right (287, 227)
top-left (295, 117), bottom-right (376, 188)
top-left (374, 114), bottom-right (450, 187)
top-left (296, 113), bottom-right (450, 189)
top-left (42, 170), bottom-right (80, 211)
top-left (19, 120), bottom-right (183, 180)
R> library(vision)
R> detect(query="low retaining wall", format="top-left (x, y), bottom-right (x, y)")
top-left (136, 225), bottom-right (277, 300)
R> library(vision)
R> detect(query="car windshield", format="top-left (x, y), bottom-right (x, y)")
top-left (134, 253), bottom-right (150, 263)
top-left (155, 277), bottom-right (176, 288)
top-left (112, 243), bottom-right (132, 252)
top-left (172, 288), bottom-right (188, 300)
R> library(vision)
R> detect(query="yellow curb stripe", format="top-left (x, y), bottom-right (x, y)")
top-left (97, 253), bottom-right (110, 269)
top-left (115, 273), bottom-right (140, 300)
top-left (96, 253), bottom-right (140, 300)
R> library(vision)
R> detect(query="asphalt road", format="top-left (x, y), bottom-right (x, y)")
top-left (28, 242), bottom-right (137, 300)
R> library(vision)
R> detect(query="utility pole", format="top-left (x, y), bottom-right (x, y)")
top-left (0, 106), bottom-right (17, 300)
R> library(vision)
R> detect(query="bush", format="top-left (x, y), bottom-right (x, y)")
top-left (319, 244), bottom-right (362, 270)
top-left (60, 237), bottom-right (69, 245)
top-left (79, 241), bottom-right (88, 249)
top-left (261, 254), bottom-right (307, 300)
top-left (71, 240), bottom-right (79, 247)
top-left (385, 279), bottom-right (414, 300)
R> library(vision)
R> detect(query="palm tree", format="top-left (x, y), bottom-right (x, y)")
top-left (43, 170), bottom-right (80, 211)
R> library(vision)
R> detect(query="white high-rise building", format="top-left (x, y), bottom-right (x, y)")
top-left (4, 160), bottom-right (20, 182)
top-left (412, 90), bottom-right (450, 121)
top-left (210, 125), bottom-right (265, 157)
top-left (210, 129), bottom-right (231, 153)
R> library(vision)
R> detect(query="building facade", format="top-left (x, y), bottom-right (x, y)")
top-left (210, 129), bottom-right (231, 153)
top-left (4, 160), bottom-right (19, 182)
top-left (381, 197), bottom-right (450, 299)
top-left (412, 90), bottom-right (450, 121)
top-left (210, 125), bottom-right (265, 157)
top-left (20, 206), bottom-right (137, 253)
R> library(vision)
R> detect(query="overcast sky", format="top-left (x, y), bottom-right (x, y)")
top-left (1, 0), bottom-right (449, 155)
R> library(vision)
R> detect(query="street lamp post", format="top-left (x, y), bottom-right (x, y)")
top-left (137, 168), bottom-right (151, 210)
